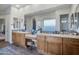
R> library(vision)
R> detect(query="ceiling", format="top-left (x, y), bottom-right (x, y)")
top-left (12, 4), bottom-right (31, 9)
top-left (25, 4), bottom-right (71, 17)
top-left (0, 4), bottom-right (31, 11)
top-left (0, 4), bottom-right (72, 15)
top-left (0, 4), bottom-right (11, 11)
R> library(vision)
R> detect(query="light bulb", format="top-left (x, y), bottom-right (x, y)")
top-left (15, 5), bottom-right (20, 8)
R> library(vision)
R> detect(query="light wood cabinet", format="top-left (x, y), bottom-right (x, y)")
top-left (37, 35), bottom-right (62, 55)
top-left (18, 33), bottom-right (26, 47)
top-left (12, 32), bottom-right (16, 43)
top-left (37, 34), bottom-right (79, 55)
top-left (12, 32), bottom-right (26, 48)
top-left (13, 32), bottom-right (79, 55)
top-left (37, 35), bottom-right (46, 54)
top-left (63, 38), bottom-right (79, 55)
top-left (46, 36), bottom-right (62, 55)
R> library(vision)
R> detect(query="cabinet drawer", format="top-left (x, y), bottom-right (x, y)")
top-left (46, 36), bottom-right (62, 42)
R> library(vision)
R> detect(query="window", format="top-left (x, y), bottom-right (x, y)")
top-left (42, 19), bottom-right (56, 32)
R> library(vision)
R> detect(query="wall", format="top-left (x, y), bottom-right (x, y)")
top-left (5, 14), bottom-right (13, 43)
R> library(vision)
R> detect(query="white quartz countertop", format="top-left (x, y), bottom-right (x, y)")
top-left (37, 33), bottom-right (79, 39)
top-left (13, 31), bottom-right (31, 34)
top-left (25, 34), bottom-right (37, 39)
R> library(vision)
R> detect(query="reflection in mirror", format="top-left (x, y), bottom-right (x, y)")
top-left (32, 18), bottom-right (36, 30)
top-left (42, 19), bottom-right (56, 33)
top-left (13, 17), bottom-right (18, 29)
top-left (32, 18), bottom-right (36, 34)
top-left (70, 13), bottom-right (79, 31)
top-left (60, 14), bottom-right (69, 32)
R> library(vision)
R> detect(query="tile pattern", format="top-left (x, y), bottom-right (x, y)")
top-left (0, 42), bottom-right (40, 55)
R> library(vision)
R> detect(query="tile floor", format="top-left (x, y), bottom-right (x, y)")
top-left (0, 42), bottom-right (40, 55)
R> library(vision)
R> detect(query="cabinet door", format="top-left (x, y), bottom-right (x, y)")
top-left (63, 38), bottom-right (79, 55)
top-left (12, 32), bottom-right (17, 44)
top-left (12, 32), bottom-right (15, 43)
top-left (37, 35), bottom-right (46, 54)
top-left (46, 36), bottom-right (62, 55)
top-left (19, 33), bottom-right (26, 48)
top-left (15, 33), bottom-right (20, 45)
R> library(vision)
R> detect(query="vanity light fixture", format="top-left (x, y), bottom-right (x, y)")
top-left (15, 5), bottom-right (20, 8)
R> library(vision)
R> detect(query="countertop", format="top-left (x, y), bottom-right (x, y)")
top-left (0, 34), bottom-right (5, 40)
top-left (25, 34), bottom-right (37, 40)
top-left (12, 31), bottom-right (79, 39)
top-left (37, 33), bottom-right (79, 39)
top-left (12, 31), bottom-right (31, 34)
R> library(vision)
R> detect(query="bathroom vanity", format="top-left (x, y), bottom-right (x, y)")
top-left (12, 31), bottom-right (31, 48)
top-left (37, 33), bottom-right (79, 55)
